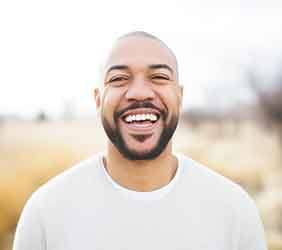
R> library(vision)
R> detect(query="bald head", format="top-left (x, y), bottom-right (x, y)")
top-left (104, 31), bottom-right (179, 82)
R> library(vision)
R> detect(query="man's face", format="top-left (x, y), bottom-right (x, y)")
top-left (96, 36), bottom-right (182, 160)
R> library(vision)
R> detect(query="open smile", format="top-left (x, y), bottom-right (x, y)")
top-left (119, 108), bottom-right (162, 134)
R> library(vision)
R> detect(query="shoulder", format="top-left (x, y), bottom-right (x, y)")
top-left (24, 152), bottom-right (103, 212)
top-left (176, 153), bottom-right (256, 207)
top-left (177, 153), bottom-right (267, 249)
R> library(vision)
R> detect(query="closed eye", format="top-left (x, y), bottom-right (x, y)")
top-left (108, 75), bottom-right (129, 83)
top-left (151, 74), bottom-right (170, 80)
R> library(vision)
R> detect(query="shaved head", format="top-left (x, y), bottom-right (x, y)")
top-left (105, 31), bottom-right (179, 81)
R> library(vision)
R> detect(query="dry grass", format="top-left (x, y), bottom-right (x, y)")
top-left (0, 119), bottom-right (281, 250)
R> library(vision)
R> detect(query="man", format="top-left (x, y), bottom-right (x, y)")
top-left (13, 31), bottom-right (267, 250)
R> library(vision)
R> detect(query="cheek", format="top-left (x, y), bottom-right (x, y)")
top-left (101, 87), bottom-right (124, 120)
top-left (157, 86), bottom-right (181, 113)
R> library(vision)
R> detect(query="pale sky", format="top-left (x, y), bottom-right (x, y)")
top-left (1, 0), bottom-right (282, 118)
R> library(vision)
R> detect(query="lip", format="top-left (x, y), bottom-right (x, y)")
top-left (124, 120), bottom-right (159, 134)
top-left (119, 116), bottom-right (160, 134)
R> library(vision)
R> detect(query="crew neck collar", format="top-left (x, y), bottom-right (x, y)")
top-left (98, 152), bottom-right (184, 201)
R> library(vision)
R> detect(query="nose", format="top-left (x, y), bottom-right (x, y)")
top-left (125, 76), bottom-right (155, 101)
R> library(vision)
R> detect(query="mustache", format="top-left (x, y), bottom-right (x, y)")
top-left (115, 101), bottom-right (166, 119)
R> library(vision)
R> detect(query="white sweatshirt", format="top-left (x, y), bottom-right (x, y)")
top-left (13, 153), bottom-right (267, 250)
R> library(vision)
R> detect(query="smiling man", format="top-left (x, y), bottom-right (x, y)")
top-left (13, 31), bottom-right (267, 250)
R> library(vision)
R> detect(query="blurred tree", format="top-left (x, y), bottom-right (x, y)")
top-left (36, 110), bottom-right (48, 122)
top-left (246, 64), bottom-right (282, 151)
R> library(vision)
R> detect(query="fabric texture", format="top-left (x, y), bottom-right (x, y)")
top-left (13, 153), bottom-right (267, 250)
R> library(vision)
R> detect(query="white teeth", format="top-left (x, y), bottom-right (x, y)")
top-left (125, 116), bottom-right (131, 122)
top-left (151, 114), bottom-right (157, 121)
top-left (124, 113), bottom-right (158, 123)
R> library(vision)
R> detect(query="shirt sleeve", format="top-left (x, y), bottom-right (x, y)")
top-left (13, 194), bottom-right (46, 250)
top-left (238, 194), bottom-right (267, 250)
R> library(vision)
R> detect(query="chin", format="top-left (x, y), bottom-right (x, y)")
top-left (118, 141), bottom-right (167, 161)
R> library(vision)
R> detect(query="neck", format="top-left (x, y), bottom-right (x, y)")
top-left (104, 142), bottom-right (178, 192)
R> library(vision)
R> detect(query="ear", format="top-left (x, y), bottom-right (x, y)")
top-left (178, 84), bottom-right (184, 109)
top-left (94, 88), bottom-right (101, 110)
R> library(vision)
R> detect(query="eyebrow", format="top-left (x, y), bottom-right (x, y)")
top-left (106, 65), bottom-right (129, 75)
top-left (148, 64), bottom-right (174, 75)
top-left (105, 63), bottom-right (174, 75)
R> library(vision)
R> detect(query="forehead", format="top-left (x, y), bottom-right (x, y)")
top-left (104, 36), bottom-right (177, 73)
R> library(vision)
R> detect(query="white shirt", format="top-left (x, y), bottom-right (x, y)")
top-left (13, 153), bottom-right (267, 250)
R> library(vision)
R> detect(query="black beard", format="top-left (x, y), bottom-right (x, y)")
top-left (101, 102), bottom-right (179, 160)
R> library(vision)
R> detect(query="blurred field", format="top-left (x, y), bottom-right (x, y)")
top-left (0, 118), bottom-right (281, 250)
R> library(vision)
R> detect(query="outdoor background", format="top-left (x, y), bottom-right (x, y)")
top-left (1, 1), bottom-right (282, 250)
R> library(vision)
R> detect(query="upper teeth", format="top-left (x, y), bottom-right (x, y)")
top-left (125, 114), bottom-right (158, 123)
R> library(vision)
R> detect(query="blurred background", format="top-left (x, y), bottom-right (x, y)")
top-left (1, 1), bottom-right (282, 249)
